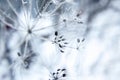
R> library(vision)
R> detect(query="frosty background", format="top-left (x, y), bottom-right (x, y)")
top-left (0, 0), bottom-right (120, 80)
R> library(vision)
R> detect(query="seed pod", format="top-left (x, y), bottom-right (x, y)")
top-left (77, 39), bottom-right (80, 43)
top-left (64, 42), bottom-right (68, 44)
top-left (62, 69), bottom-right (66, 71)
top-left (62, 74), bottom-right (66, 77)
top-left (59, 44), bottom-right (63, 48)
top-left (57, 69), bottom-right (61, 71)
top-left (76, 13), bottom-right (80, 17)
top-left (62, 39), bottom-right (66, 41)
top-left (17, 52), bottom-right (21, 56)
top-left (78, 21), bottom-right (83, 24)
top-left (55, 31), bottom-right (58, 36)
top-left (63, 19), bottom-right (66, 22)
top-left (56, 72), bottom-right (59, 74)
top-left (82, 38), bottom-right (85, 42)
top-left (58, 40), bottom-right (61, 42)
top-left (53, 73), bottom-right (55, 75)
top-left (60, 50), bottom-right (64, 53)
top-left (59, 36), bottom-right (63, 39)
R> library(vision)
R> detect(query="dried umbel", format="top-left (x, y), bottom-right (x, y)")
top-left (17, 51), bottom-right (36, 69)
top-left (53, 31), bottom-right (68, 53)
top-left (49, 68), bottom-right (67, 80)
top-left (8, 51), bottom-right (36, 72)
top-left (0, 0), bottom-right (86, 80)
top-left (0, 0), bottom-right (68, 41)
top-left (76, 38), bottom-right (85, 50)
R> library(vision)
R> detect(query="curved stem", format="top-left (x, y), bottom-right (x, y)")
top-left (42, 0), bottom-right (52, 13)
top-left (21, 0), bottom-right (29, 29)
top-left (50, 1), bottom-right (66, 15)
top-left (35, 0), bottom-right (46, 18)
top-left (6, 0), bottom-right (26, 27)
top-left (0, 9), bottom-right (25, 30)
top-left (32, 20), bottom-right (64, 32)
top-left (32, 33), bottom-right (53, 42)
top-left (23, 37), bottom-right (29, 57)
top-left (0, 17), bottom-right (17, 30)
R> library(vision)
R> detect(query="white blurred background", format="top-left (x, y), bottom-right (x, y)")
top-left (0, 0), bottom-right (120, 80)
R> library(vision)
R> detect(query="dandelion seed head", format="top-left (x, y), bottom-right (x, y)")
top-left (49, 68), bottom-right (67, 80)
top-left (0, 0), bottom-right (87, 80)
top-left (13, 51), bottom-right (36, 74)
top-left (17, 9), bottom-right (53, 38)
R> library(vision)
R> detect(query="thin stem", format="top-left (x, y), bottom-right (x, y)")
top-left (0, 9), bottom-right (26, 30)
top-left (0, 17), bottom-right (17, 30)
top-left (76, 43), bottom-right (82, 50)
top-left (32, 33), bottom-right (53, 42)
top-left (31, 0), bottom-right (54, 30)
top-left (11, 34), bottom-right (28, 51)
top-left (50, 1), bottom-right (66, 15)
top-left (7, 61), bottom-right (16, 71)
top-left (33, 8), bottom-right (37, 15)
top-left (35, 0), bottom-right (46, 18)
top-left (21, 0), bottom-right (29, 28)
top-left (30, 17), bottom-right (40, 30)
top-left (7, 58), bottom-right (19, 70)
top-left (33, 12), bottom-right (58, 30)
top-left (32, 25), bottom-right (53, 32)
top-left (23, 37), bottom-right (29, 57)
top-left (34, 0), bottom-right (42, 19)
top-left (0, 10), bottom-right (15, 24)
top-left (42, 0), bottom-right (52, 13)
top-left (32, 20), bottom-right (64, 32)
top-left (6, 0), bottom-right (26, 27)
top-left (65, 45), bottom-right (77, 50)
top-left (39, 0), bottom-right (46, 12)
top-left (29, 0), bottom-right (33, 25)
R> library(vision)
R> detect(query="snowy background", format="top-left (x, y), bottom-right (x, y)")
top-left (0, 0), bottom-right (120, 80)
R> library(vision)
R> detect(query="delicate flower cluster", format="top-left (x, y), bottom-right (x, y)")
top-left (53, 31), bottom-right (69, 53)
top-left (49, 68), bottom-right (67, 80)
top-left (17, 51), bottom-right (36, 69)
top-left (0, 0), bottom-right (85, 80)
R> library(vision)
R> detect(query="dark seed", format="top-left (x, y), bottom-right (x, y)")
top-left (62, 69), bottom-right (66, 71)
top-left (28, 29), bottom-right (32, 34)
top-left (62, 74), bottom-right (66, 77)
top-left (76, 47), bottom-right (79, 50)
top-left (55, 31), bottom-right (58, 36)
top-left (62, 39), bottom-right (66, 41)
top-left (77, 39), bottom-right (80, 43)
top-left (53, 73), bottom-right (55, 75)
top-left (58, 40), bottom-right (61, 42)
top-left (78, 21), bottom-right (83, 24)
top-left (50, 2), bottom-right (52, 5)
top-left (64, 42), bottom-right (68, 44)
top-left (59, 36), bottom-right (63, 39)
top-left (60, 50), bottom-right (64, 53)
top-left (59, 44), bottom-right (63, 48)
top-left (63, 19), bottom-right (66, 22)
top-left (57, 72), bottom-right (59, 74)
top-left (17, 52), bottom-right (21, 56)
top-left (62, 45), bottom-right (66, 47)
top-left (76, 13), bottom-right (80, 17)
top-left (57, 69), bottom-right (61, 71)
top-left (82, 38), bottom-right (85, 42)
top-left (54, 37), bottom-right (57, 40)
top-left (55, 77), bottom-right (58, 79)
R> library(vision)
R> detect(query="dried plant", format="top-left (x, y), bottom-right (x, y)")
top-left (49, 68), bottom-right (67, 80)
top-left (0, 0), bottom-right (86, 80)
